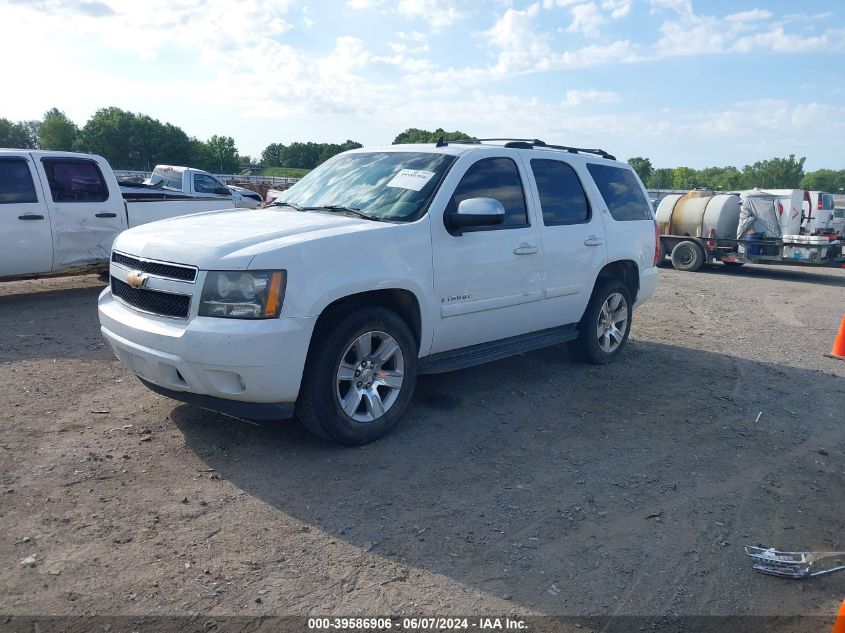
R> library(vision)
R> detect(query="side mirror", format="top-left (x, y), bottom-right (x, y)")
top-left (214, 186), bottom-right (231, 196)
top-left (449, 197), bottom-right (506, 229)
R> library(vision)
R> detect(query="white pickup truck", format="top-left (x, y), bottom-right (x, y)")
top-left (0, 150), bottom-right (247, 280)
top-left (98, 139), bottom-right (660, 444)
top-left (123, 165), bottom-right (262, 209)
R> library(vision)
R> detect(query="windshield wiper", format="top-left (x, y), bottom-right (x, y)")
top-left (303, 205), bottom-right (381, 221)
top-left (271, 201), bottom-right (304, 211)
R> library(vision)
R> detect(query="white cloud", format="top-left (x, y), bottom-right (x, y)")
top-left (542, 0), bottom-right (580, 8)
top-left (601, 0), bottom-right (632, 19)
top-left (346, 0), bottom-right (468, 28)
top-left (567, 3), bottom-right (604, 36)
top-left (652, 5), bottom-right (845, 58)
top-left (562, 89), bottom-right (619, 106)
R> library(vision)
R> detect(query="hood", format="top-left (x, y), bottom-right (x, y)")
top-left (113, 208), bottom-right (386, 270)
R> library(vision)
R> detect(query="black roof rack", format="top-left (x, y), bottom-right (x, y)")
top-left (445, 138), bottom-right (615, 161)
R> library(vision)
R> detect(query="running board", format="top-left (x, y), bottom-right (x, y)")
top-left (418, 324), bottom-right (578, 374)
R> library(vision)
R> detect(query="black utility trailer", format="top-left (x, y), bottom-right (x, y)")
top-left (660, 234), bottom-right (845, 271)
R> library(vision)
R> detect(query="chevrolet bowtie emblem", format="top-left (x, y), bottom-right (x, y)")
top-left (126, 271), bottom-right (148, 289)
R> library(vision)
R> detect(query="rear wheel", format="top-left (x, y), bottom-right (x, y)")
top-left (568, 279), bottom-right (632, 365)
top-left (670, 240), bottom-right (705, 272)
top-left (296, 308), bottom-right (418, 445)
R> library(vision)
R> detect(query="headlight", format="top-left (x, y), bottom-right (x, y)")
top-left (199, 271), bottom-right (286, 319)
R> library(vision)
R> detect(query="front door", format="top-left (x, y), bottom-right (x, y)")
top-left (0, 154), bottom-right (53, 277)
top-left (430, 154), bottom-right (544, 354)
top-left (40, 157), bottom-right (125, 271)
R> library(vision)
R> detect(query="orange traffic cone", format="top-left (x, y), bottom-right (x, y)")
top-left (826, 315), bottom-right (845, 361)
top-left (831, 598), bottom-right (845, 633)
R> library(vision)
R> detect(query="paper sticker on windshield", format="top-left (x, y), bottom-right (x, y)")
top-left (386, 169), bottom-right (435, 192)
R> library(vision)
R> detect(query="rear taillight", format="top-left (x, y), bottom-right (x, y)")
top-left (777, 202), bottom-right (784, 215)
top-left (653, 221), bottom-right (661, 266)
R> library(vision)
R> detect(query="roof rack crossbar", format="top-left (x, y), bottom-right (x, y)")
top-left (444, 138), bottom-right (615, 160)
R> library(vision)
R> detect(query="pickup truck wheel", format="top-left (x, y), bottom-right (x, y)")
top-left (670, 240), bottom-right (705, 272)
top-left (567, 280), bottom-right (632, 365)
top-left (296, 308), bottom-right (418, 445)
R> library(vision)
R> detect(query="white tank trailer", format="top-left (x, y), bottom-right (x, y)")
top-left (655, 190), bottom-right (740, 239)
top-left (655, 190), bottom-right (844, 271)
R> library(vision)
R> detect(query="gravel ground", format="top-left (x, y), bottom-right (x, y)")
top-left (0, 264), bottom-right (843, 627)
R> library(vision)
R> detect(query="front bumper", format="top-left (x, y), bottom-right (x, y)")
top-left (98, 288), bottom-right (316, 417)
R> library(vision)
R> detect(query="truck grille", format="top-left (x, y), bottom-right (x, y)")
top-left (111, 252), bottom-right (197, 282)
top-left (111, 276), bottom-right (191, 319)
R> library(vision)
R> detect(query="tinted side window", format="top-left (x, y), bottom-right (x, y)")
top-left (43, 159), bottom-right (109, 203)
top-left (586, 163), bottom-right (652, 221)
top-left (0, 158), bottom-right (38, 204)
top-left (194, 174), bottom-right (225, 194)
top-left (447, 157), bottom-right (528, 227)
top-left (530, 159), bottom-right (590, 225)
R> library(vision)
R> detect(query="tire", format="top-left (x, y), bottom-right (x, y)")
top-left (670, 240), bottom-right (705, 272)
top-left (296, 307), bottom-right (418, 445)
top-left (567, 279), bottom-right (633, 365)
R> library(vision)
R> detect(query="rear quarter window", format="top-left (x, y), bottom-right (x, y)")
top-left (586, 163), bottom-right (652, 221)
top-left (42, 159), bottom-right (109, 203)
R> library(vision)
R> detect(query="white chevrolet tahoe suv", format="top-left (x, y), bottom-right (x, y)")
top-left (98, 139), bottom-right (660, 444)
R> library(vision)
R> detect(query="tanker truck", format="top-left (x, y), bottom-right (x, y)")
top-left (655, 189), bottom-right (845, 271)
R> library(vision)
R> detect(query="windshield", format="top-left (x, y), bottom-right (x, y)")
top-left (274, 151), bottom-right (455, 222)
top-left (149, 167), bottom-right (183, 191)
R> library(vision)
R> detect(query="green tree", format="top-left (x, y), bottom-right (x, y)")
top-left (282, 142), bottom-right (321, 169)
top-left (38, 108), bottom-right (78, 150)
top-left (261, 142), bottom-right (285, 167)
top-left (646, 168), bottom-right (673, 190)
top-left (0, 118), bottom-right (39, 148)
top-left (741, 154), bottom-right (805, 189)
top-left (695, 166), bottom-right (744, 191)
top-left (392, 127), bottom-right (471, 144)
top-left (671, 166), bottom-right (697, 190)
top-left (77, 107), bottom-right (138, 168)
top-left (801, 169), bottom-right (845, 192)
top-left (627, 156), bottom-right (653, 184)
top-left (202, 135), bottom-right (240, 173)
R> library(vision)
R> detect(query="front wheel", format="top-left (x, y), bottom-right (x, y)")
top-left (296, 307), bottom-right (418, 445)
top-left (567, 280), bottom-right (632, 365)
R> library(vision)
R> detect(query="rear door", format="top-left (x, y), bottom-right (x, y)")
top-left (40, 156), bottom-right (125, 271)
top-left (522, 156), bottom-right (606, 326)
top-left (0, 153), bottom-right (53, 277)
top-left (584, 162), bottom-right (656, 287)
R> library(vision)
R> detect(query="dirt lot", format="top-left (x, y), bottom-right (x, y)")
top-left (1, 264), bottom-right (843, 626)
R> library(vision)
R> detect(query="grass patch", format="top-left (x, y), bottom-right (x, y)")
top-left (258, 167), bottom-right (311, 178)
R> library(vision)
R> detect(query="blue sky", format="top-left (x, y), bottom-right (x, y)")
top-left (2, 0), bottom-right (844, 169)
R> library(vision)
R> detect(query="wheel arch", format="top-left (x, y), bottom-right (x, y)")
top-left (595, 259), bottom-right (639, 304)
top-left (311, 288), bottom-right (424, 354)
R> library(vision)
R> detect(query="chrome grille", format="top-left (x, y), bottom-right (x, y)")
top-left (111, 252), bottom-right (197, 282)
top-left (111, 276), bottom-right (191, 319)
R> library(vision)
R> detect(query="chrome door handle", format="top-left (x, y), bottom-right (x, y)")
top-left (513, 244), bottom-right (539, 255)
top-left (584, 236), bottom-right (604, 246)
